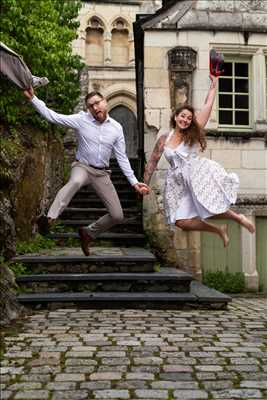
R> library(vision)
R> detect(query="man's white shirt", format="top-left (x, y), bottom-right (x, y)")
top-left (31, 96), bottom-right (138, 185)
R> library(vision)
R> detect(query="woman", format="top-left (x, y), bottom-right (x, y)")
top-left (143, 74), bottom-right (255, 247)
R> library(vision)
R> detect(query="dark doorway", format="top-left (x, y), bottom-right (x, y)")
top-left (110, 105), bottom-right (138, 158)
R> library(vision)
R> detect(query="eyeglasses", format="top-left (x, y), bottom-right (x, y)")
top-left (87, 99), bottom-right (104, 109)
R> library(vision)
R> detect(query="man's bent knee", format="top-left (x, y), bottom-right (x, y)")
top-left (111, 210), bottom-right (124, 224)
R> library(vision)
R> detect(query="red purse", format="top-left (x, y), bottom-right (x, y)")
top-left (209, 49), bottom-right (224, 77)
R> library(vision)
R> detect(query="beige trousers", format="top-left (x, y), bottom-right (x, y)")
top-left (48, 162), bottom-right (124, 238)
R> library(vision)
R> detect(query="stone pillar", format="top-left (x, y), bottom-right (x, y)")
top-left (168, 46), bottom-right (197, 110)
top-left (241, 214), bottom-right (258, 291)
top-left (104, 32), bottom-right (112, 66)
top-left (188, 232), bottom-right (202, 281)
top-left (128, 32), bottom-right (135, 66)
top-left (253, 49), bottom-right (267, 131)
top-left (80, 30), bottom-right (87, 61)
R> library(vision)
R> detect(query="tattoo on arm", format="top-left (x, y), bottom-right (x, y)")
top-left (144, 134), bottom-right (167, 185)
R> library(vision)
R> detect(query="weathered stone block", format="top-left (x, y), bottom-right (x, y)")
top-left (145, 89), bottom-right (170, 109)
top-left (173, 230), bottom-right (188, 250)
top-left (160, 109), bottom-right (172, 131)
top-left (145, 31), bottom-right (177, 48)
top-left (234, 169), bottom-right (266, 191)
top-left (145, 110), bottom-right (160, 130)
top-left (144, 69), bottom-right (169, 88)
top-left (212, 150), bottom-right (241, 169)
top-left (241, 151), bottom-right (267, 169)
top-left (145, 47), bottom-right (166, 68)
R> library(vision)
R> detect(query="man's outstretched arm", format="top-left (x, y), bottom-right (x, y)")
top-left (24, 87), bottom-right (81, 129)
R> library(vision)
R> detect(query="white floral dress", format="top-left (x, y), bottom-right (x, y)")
top-left (163, 132), bottom-right (239, 225)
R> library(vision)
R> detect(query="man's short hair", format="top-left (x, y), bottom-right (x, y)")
top-left (85, 91), bottom-right (104, 105)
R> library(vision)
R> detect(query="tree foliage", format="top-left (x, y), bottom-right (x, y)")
top-left (0, 0), bottom-right (84, 129)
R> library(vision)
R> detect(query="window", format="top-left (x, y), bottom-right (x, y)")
top-left (218, 60), bottom-right (251, 129)
top-left (111, 18), bottom-right (129, 65)
top-left (85, 17), bottom-right (104, 66)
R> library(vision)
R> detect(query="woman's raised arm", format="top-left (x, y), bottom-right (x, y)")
top-left (196, 75), bottom-right (219, 129)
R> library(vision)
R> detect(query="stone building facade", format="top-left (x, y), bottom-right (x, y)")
top-left (134, 0), bottom-right (267, 290)
top-left (70, 0), bottom-right (161, 159)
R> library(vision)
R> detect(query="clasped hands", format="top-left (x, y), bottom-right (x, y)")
top-left (23, 87), bottom-right (34, 100)
top-left (133, 182), bottom-right (150, 196)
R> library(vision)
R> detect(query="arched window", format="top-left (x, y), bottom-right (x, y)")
top-left (85, 17), bottom-right (104, 66)
top-left (111, 18), bottom-right (129, 66)
top-left (110, 105), bottom-right (138, 158)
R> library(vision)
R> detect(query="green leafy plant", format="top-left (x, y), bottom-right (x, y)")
top-left (203, 270), bottom-right (245, 293)
top-left (0, 0), bottom-right (84, 129)
top-left (154, 262), bottom-right (161, 272)
top-left (52, 221), bottom-right (69, 233)
top-left (16, 234), bottom-right (56, 254)
top-left (8, 262), bottom-right (29, 276)
top-left (0, 255), bottom-right (29, 277)
top-left (64, 237), bottom-right (80, 247)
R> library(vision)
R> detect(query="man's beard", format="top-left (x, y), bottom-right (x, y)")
top-left (95, 111), bottom-right (106, 122)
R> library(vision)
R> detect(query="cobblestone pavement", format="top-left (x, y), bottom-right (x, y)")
top-left (1, 297), bottom-right (267, 400)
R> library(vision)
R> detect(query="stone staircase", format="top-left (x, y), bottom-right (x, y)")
top-left (13, 159), bottom-right (231, 309)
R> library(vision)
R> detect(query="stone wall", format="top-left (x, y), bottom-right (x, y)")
top-left (0, 128), bottom-right (64, 324)
top-left (1, 129), bottom-right (64, 256)
top-left (13, 133), bottom-right (64, 241)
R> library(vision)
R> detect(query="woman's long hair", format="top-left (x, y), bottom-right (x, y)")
top-left (170, 104), bottom-right (207, 151)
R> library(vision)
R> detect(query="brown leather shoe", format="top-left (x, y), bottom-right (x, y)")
top-left (78, 227), bottom-right (93, 256)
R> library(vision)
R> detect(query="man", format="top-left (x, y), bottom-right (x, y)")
top-left (24, 88), bottom-right (150, 256)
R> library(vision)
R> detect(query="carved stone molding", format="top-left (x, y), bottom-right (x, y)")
top-left (168, 46), bottom-right (197, 110)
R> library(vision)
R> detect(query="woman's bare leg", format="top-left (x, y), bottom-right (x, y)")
top-left (175, 217), bottom-right (229, 247)
top-left (213, 209), bottom-right (255, 233)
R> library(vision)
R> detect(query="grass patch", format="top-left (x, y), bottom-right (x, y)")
top-left (16, 234), bottom-right (56, 254)
top-left (154, 262), bottom-right (161, 272)
top-left (203, 270), bottom-right (245, 293)
top-left (8, 262), bottom-right (29, 276)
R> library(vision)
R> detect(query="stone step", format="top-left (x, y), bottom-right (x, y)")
top-left (48, 232), bottom-right (146, 247)
top-left (109, 179), bottom-right (131, 186)
top-left (17, 291), bottom-right (197, 307)
top-left (72, 191), bottom-right (138, 201)
top-left (109, 171), bottom-right (139, 179)
top-left (12, 247), bottom-right (156, 273)
top-left (59, 219), bottom-right (143, 233)
top-left (61, 207), bottom-right (141, 220)
top-left (17, 281), bottom-right (231, 309)
top-left (190, 281), bottom-right (232, 305)
top-left (81, 182), bottom-right (133, 191)
top-left (109, 167), bottom-right (140, 176)
top-left (16, 268), bottom-right (193, 294)
top-left (69, 198), bottom-right (138, 208)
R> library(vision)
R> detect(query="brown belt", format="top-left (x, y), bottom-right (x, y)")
top-left (76, 160), bottom-right (109, 170)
